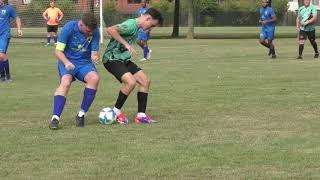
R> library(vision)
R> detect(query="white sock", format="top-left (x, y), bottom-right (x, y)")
top-left (137, 112), bottom-right (146, 117)
top-left (51, 115), bottom-right (60, 121)
top-left (78, 111), bottom-right (85, 117)
top-left (113, 107), bottom-right (121, 115)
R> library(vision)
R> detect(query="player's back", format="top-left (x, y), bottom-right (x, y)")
top-left (58, 20), bottom-right (99, 65)
top-left (104, 19), bottom-right (139, 61)
top-left (0, 5), bottom-right (16, 35)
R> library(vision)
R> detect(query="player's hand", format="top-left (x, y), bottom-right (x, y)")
top-left (124, 44), bottom-right (137, 55)
top-left (91, 54), bottom-right (100, 64)
top-left (302, 20), bottom-right (309, 26)
top-left (17, 29), bottom-right (23, 37)
top-left (65, 62), bottom-right (75, 71)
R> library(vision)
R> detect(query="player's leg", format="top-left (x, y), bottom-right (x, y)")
top-left (267, 30), bottom-right (276, 58)
top-left (0, 53), bottom-right (7, 82)
top-left (103, 61), bottom-right (137, 124)
top-left (0, 37), bottom-right (12, 82)
top-left (307, 30), bottom-right (319, 58)
top-left (49, 62), bottom-right (75, 129)
top-left (298, 30), bottom-right (307, 59)
top-left (133, 70), bottom-right (157, 123)
top-left (138, 30), bottom-right (150, 61)
top-left (53, 26), bottom-right (58, 45)
top-left (49, 74), bottom-right (73, 129)
top-left (259, 30), bottom-right (270, 49)
top-left (75, 64), bottom-right (100, 127)
top-left (46, 25), bottom-right (51, 46)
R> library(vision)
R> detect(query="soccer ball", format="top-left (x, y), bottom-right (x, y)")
top-left (99, 107), bottom-right (117, 125)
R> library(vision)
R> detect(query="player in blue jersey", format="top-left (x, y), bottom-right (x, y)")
top-left (0, 0), bottom-right (22, 82)
top-left (136, 0), bottom-right (152, 61)
top-left (259, 0), bottom-right (277, 59)
top-left (49, 12), bottom-right (100, 129)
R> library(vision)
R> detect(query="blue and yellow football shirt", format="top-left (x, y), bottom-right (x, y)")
top-left (0, 5), bottom-right (17, 37)
top-left (56, 20), bottom-right (100, 65)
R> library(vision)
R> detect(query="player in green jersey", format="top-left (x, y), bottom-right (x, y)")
top-left (296, 0), bottom-right (319, 59)
top-left (102, 8), bottom-right (163, 124)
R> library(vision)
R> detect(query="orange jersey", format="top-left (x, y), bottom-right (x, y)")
top-left (43, 7), bottom-right (63, 26)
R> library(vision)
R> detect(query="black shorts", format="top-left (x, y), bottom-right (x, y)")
top-left (299, 30), bottom-right (316, 41)
top-left (47, 25), bottom-right (58, 33)
top-left (103, 60), bottom-right (142, 82)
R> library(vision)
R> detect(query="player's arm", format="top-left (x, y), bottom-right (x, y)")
top-left (304, 9), bottom-right (317, 25)
top-left (58, 9), bottom-right (64, 22)
top-left (296, 14), bottom-right (300, 31)
top-left (91, 30), bottom-right (100, 64)
top-left (55, 49), bottom-right (74, 70)
top-left (10, 7), bottom-right (22, 36)
top-left (42, 9), bottom-right (48, 20)
top-left (55, 25), bottom-right (74, 70)
top-left (15, 16), bottom-right (22, 36)
top-left (106, 25), bottom-right (136, 54)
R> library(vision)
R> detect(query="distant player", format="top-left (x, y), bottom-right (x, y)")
top-left (42, 0), bottom-right (63, 46)
top-left (296, 0), bottom-right (319, 59)
top-left (0, 0), bottom-right (22, 82)
top-left (259, 0), bottom-right (277, 59)
top-left (136, 0), bottom-right (152, 61)
top-left (49, 12), bottom-right (100, 129)
top-left (103, 8), bottom-right (163, 124)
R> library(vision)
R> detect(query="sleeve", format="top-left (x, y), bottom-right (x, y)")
top-left (56, 23), bottom-right (72, 51)
top-left (9, 6), bottom-right (17, 19)
top-left (116, 20), bottom-right (136, 36)
top-left (91, 29), bottom-right (100, 52)
top-left (312, 7), bottom-right (317, 16)
top-left (269, 8), bottom-right (276, 17)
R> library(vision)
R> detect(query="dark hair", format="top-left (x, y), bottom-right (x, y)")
top-left (145, 8), bottom-right (164, 26)
top-left (80, 12), bottom-right (98, 30)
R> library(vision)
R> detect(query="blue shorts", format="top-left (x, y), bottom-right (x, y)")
top-left (137, 29), bottom-right (149, 41)
top-left (0, 34), bottom-right (10, 54)
top-left (58, 61), bottom-right (97, 82)
top-left (260, 29), bottom-right (274, 41)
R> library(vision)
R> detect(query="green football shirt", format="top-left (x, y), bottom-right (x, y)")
top-left (298, 4), bottom-right (317, 31)
top-left (103, 19), bottom-right (139, 62)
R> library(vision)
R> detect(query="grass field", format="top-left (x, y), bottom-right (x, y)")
top-left (1, 37), bottom-right (320, 179)
top-left (12, 26), bottom-right (320, 39)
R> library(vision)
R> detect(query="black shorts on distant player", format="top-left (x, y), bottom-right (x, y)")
top-left (47, 25), bottom-right (58, 33)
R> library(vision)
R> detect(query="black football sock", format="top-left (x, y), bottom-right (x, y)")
top-left (114, 90), bottom-right (128, 110)
top-left (310, 40), bottom-right (319, 53)
top-left (299, 44), bottom-right (304, 56)
top-left (137, 92), bottom-right (148, 113)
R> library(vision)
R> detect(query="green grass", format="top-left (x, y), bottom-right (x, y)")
top-left (13, 26), bottom-right (320, 39)
top-left (1, 38), bottom-right (320, 179)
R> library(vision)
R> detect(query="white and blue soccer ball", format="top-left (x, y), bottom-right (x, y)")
top-left (99, 107), bottom-right (117, 125)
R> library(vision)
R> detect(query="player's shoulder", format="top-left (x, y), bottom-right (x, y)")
top-left (298, 6), bottom-right (305, 11)
top-left (4, 5), bottom-right (14, 10)
top-left (55, 7), bottom-right (62, 12)
top-left (62, 20), bottom-right (77, 31)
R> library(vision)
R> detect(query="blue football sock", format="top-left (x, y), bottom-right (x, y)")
top-left (3, 59), bottom-right (9, 76)
top-left (53, 95), bottom-right (66, 117)
top-left (143, 47), bottom-right (149, 58)
top-left (54, 37), bottom-right (57, 43)
top-left (80, 88), bottom-right (97, 113)
top-left (47, 37), bottom-right (51, 43)
top-left (0, 61), bottom-right (4, 77)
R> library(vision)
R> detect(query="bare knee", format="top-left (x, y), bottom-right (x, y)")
top-left (140, 76), bottom-right (151, 88)
top-left (0, 53), bottom-right (7, 61)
